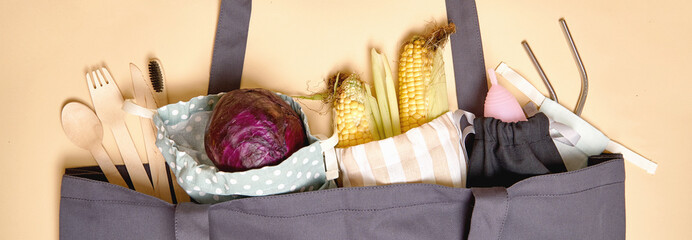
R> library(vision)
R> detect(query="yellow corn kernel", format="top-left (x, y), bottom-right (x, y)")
top-left (398, 23), bottom-right (455, 132)
top-left (334, 74), bottom-right (375, 148)
top-left (398, 40), bottom-right (430, 132)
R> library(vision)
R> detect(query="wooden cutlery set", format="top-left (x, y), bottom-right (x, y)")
top-left (60, 60), bottom-right (188, 203)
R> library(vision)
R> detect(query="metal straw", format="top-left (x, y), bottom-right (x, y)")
top-left (522, 40), bottom-right (558, 102)
top-left (560, 18), bottom-right (588, 116)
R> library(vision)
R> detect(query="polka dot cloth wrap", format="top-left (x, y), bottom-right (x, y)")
top-left (153, 92), bottom-right (335, 204)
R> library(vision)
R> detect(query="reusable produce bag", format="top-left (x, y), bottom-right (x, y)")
top-left (335, 110), bottom-right (475, 188)
top-left (60, 0), bottom-right (628, 239)
top-left (151, 92), bottom-right (338, 203)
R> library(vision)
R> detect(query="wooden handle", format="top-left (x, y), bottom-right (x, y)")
top-left (132, 63), bottom-right (173, 202)
top-left (155, 92), bottom-right (169, 107)
top-left (170, 170), bottom-right (190, 203)
top-left (109, 121), bottom-right (155, 195)
top-left (142, 122), bottom-right (173, 203)
top-left (90, 144), bottom-right (128, 189)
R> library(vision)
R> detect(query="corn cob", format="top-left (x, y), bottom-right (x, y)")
top-left (398, 23), bottom-right (456, 132)
top-left (331, 73), bottom-right (380, 148)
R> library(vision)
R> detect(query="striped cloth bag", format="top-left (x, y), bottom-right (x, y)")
top-left (336, 110), bottom-right (475, 188)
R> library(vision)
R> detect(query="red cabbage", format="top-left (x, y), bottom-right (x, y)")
top-left (204, 89), bottom-right (307, 172)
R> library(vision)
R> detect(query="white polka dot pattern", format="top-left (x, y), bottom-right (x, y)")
top-left (152, 92), bottom-right (332, 204)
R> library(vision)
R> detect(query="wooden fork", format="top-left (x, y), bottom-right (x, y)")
top-left (86, 67), bottom-right (154, 195)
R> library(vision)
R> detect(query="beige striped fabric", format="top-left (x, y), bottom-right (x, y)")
top-left (336, 110), bottom-right (471, 188)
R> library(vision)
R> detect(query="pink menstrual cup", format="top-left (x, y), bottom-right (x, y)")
top-left (484, 68), bottom-right (527, 122)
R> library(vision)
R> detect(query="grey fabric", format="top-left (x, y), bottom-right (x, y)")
top-left (467, 113), bottom-right (567, 187)
top-left (175, 203), bottom-right (211, 240)
top-left (208, 0), bottom-right (252, 94)
top-left (468, 159), bottom-right (626, 240)
top-left (59, 177), bottom-right (175, 240)
top-left (445, 0), bottom-right (487, 115)
top-left (588, 153), bottom-right (623, 166)
top-left (60, 159), bottom-right (624, 239)
top-left (208, 185), bottom-right (474, 240)
top-left (60, 176), bottom-right (474, 240)
top-left (467, 187), bottom-right (508, 240)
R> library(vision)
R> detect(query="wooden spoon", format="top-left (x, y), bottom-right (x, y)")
top-left (61, 102), bottom-right (128, 188)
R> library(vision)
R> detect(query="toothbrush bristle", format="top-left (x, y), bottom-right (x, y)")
top-left (148, 60), bottom-right (164, 92)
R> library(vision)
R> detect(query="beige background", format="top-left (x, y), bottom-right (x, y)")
top-left (0, 0), bottom-right (689, 239)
